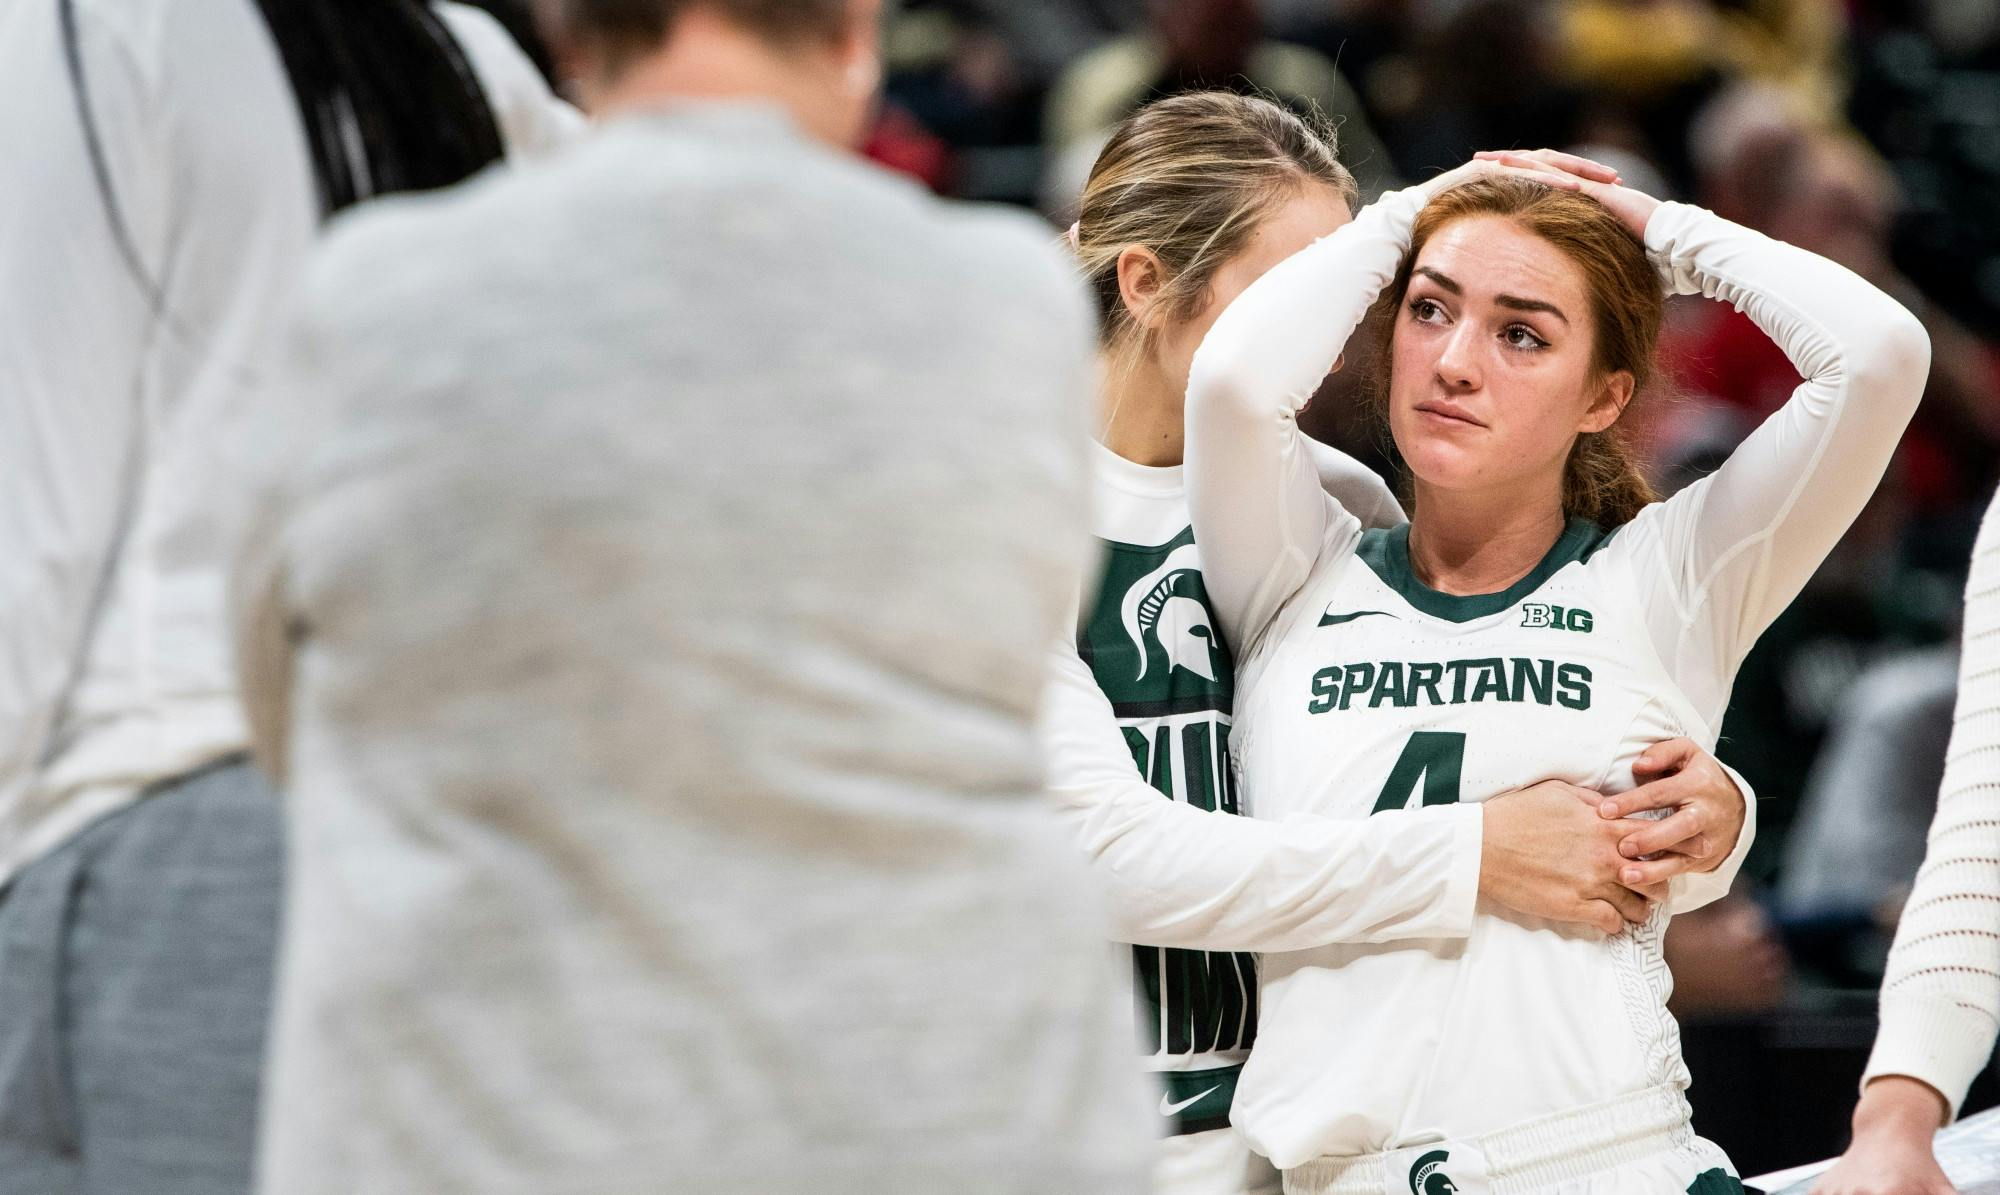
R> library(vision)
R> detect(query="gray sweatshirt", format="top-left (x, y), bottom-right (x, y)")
top-left (233, 104), bottom-right (1150, 1194)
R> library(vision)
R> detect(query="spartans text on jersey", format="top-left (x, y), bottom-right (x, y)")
top-left (1307, 657), bottom-right (1592, 714)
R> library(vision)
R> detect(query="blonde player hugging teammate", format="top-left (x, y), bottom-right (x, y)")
top-left (1182, 142), bottom-right (1929, 1193)
top-left (1042, 92), bottom-right (1761, 1195)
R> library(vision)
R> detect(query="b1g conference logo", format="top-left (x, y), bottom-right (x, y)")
top-left (1521, 602), bottom-right (1593, 633)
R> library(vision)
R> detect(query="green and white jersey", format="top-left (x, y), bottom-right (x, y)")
top-left (1086, 525), bottom-right (1250, 1131)
top-left (1041, 441), bottom-right (1479, 1140)
top-left (1184, 187), bottom-right (1928, 1169)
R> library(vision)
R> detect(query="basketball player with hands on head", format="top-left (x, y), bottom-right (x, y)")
top-left (1044, 95), bottom-right (1756, 1195)
top-left (1184, 141), bottom-right (1928, 1191)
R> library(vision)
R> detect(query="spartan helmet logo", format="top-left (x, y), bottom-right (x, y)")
top-left (1118, 544), bottom-right (1219, 684)
top-left (1408, 1150), bottom-right (1458, 1195)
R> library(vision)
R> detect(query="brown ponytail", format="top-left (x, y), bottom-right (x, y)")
top-left (1564, 428), bottom-right (1658, 529)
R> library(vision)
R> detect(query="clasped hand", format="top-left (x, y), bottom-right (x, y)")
top-left (1478, 739), bottom-right (1748, 935)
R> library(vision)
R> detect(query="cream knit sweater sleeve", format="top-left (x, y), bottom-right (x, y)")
top-left (1864, 489), bottom-right (2000, 1116)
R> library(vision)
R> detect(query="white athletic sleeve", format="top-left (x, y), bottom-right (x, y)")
top-left (1665, 760), bottom-right (1757, 915)
top-left (1041, 639), bottom-right (1483, 951)
top-left (0, 3), bottom-right (162, 808)
top-left (1862, 491), bottom-right (2000, 1118)
top-left (1621, 203), bottom-right (1932, 715)
top-left (1305, 438), bottom-right (1407, 532)
top-left (1185, 185), bottom-right (1429, 652)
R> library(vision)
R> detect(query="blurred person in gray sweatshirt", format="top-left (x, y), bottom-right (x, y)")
top-left (229, 1), bottom-right (1152, 1191)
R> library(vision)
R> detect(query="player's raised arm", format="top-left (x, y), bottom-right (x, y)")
top-left (1595, 180), bottom-right (1931, 704)
top-left (1182, 186), bottom-right (1425, 652)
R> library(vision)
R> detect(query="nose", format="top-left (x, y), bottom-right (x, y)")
top-left (1434, 324), bottom-right (1481, 392)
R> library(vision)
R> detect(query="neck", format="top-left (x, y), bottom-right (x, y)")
top-left (1407, 476), bottom-right (1569, 596)
top-left (585, 13), bottom-right (844, 143)
top-left (1097, 350), bottom-right (1184, 467)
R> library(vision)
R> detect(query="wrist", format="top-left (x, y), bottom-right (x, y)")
top-left (1854, 1076), bottom-right (1949, 1138)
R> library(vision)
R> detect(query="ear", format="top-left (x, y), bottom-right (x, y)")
top-left (1115, 245), bottom-right (1170, 331)
top-left (1579, 370), bottom-right (1634, 435)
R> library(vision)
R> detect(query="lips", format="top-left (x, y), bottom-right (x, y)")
top-left (1415, 400), bottom-right (1486, 428)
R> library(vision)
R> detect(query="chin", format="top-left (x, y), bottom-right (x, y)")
top-left (1395, 435), bottom-right (1484, 493)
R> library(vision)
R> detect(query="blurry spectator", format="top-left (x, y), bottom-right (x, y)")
top-left (862, 102), bottom-right (958, 190)
top-left (906, 0), bottom-right (1140, 86)
top-left (1264, 0), bottom-right (1412, 94)
top-left (1381, 0), bottom-right (1585, 178)
top-left (1676, 104), bottom-right (2000, 516)
top-left (1779, 647), bottom-right (1957, 978)
top-left (0, 3), bottom-right (570, 1192)
top-left (1569, 0), bottom-right (1842, 167)
top-left (1559, 0), bottom-right (1726, 97)
top-left (1847, 0), bottom-right (2000, 339)
top-left (1558, 0), bottom-right (1842, 119)
top-left (887, 3), bottom-right (1043, 150)
top-left (1685, 80), bottom-right (1823, 228)
top-left (1669, 127), bottom-right (1895, 423)
top-left (879, 3), bottom-right (1040, 195)
top-left (1042, 0), bottom-right (1399, 198)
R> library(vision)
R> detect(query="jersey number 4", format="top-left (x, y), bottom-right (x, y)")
top-left (1369, 731), bottom-right (1465, 814)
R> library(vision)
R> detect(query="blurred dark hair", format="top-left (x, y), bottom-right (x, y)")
top-left (253, 1), bottom-right (509, 215)
top-left (59, 0), bottom-right (511, 315)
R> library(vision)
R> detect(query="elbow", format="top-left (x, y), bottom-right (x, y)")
top-left (1185, 344), bottom-right (1270, 429)
top-left (1852, 301), bottom-right (1933, 413)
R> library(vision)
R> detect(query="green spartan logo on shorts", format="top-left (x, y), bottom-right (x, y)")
top-left (1409, 1150), bottom-right (1459, 1195)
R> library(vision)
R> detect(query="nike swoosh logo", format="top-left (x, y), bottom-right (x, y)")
top-left (1159, 1085), bottom-right (1222, 1117)
top-left (1319, 609), bottom-right (1393, 626)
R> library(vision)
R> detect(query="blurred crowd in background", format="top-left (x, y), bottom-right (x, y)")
top-left (469, 0), bottom-right (2000, 1172)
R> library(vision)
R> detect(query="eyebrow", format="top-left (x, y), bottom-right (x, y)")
top-left (1412, 266), bottom-right (1570, 325)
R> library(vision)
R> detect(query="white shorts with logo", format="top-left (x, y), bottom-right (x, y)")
top-left (1278, 1086), bottom-right (1742, 1195)
top-left (1157, 1127), bottom-right (1282, 1195)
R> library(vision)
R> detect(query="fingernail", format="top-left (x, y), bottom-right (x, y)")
top-left (1599, 801), bottom-right (1618, 817)
top-left (1624, 868), bottom-right (1641, 884)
